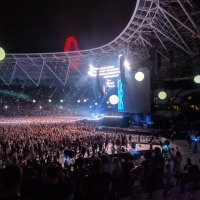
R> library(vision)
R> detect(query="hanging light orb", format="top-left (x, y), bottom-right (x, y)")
top-left (194, 75), bottom-right (200, 83)
top-left (0, 47), bottom-right (5, 61)
top-left (109, 95), bottom-right (119, 105)
top-left (135, 72), bottom-right (144, 81)
top-left (158, 91), bottom-right (167, 100)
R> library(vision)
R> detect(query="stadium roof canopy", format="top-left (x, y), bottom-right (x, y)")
top-left (1, 0), bottom-right (200, 87)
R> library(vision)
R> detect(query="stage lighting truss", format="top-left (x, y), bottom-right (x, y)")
top-left (106, 80), bottom-right (115, 88)
top-left (88, 65), bottom-right (119, 87)
top-left (88, 65), bottom-right (120, 77)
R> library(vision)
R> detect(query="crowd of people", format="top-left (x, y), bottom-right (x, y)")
top-left (0, 85), bottom-right (99, 117)
top-left (0, 119), bottom-right (200, 199)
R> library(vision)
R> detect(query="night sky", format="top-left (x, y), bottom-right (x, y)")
top-left (0, 0), bottom-right (136, 53)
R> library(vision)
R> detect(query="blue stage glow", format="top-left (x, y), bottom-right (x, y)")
top-left (118, 78), bottom-right (124, 112)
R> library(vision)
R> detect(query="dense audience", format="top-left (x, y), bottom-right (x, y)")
top-left (1, 86), bottom-right (200, 199)
top-left (0, 119), bottom-right (200, 200)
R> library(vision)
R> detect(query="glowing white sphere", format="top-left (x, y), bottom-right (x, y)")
top-left (0, 47), bottom-right (5, 61)
top-left (158, 91), bottom-right (167, 100)
top-left (135, 72), bottom-right (144, 81)
top-left (194, 75), bottom-right (200, 83)
top-left (109, 95), bottom-right (119, 105)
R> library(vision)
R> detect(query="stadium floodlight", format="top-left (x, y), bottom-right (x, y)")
top-left (49, 100), bottom-right (51, 102)
top-left (33, 100), bottom-right (36, 103)
top-left (77, 100), bottom-right (80, 103)
top-left (60, 100), bottom-right (63, 102)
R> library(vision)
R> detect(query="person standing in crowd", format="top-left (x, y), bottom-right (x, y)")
top-left (187, 131), bottom-right (192, 149)
top-left (81, 157), bottom-right (112, 200)
top-left (39, 164), bottom-right (72, 200)
top-left (141, 151), bottom-right (151, 179)
top-left (72, 157), bottom-right (91, 200)
top-left (184, 158), bottom-right (193, 171)
top-left (0, 164), bottom-right (32, 200)
top-left (121, 154), bottom-right (135, 187)
top-left (146, 147), bottom-right (165, 193)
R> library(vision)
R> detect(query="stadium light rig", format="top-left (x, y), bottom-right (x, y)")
top-left (88, 65), bottom-right (120, 79)
top-left (124, 60), bottom-right (130, 70)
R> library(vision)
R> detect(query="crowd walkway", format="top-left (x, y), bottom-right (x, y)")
top-left (169, 139), bottom-right (200, 168)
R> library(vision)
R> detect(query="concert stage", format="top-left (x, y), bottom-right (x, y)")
top-left (78, 116), bottom-right (167, 137)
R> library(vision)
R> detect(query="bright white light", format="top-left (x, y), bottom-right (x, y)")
top-left (0, 47), bottom-right (5, 61)
top-left (102, 68), bottom-right (120, 72)
top-left (104, 115), bottom-right (122, 118)
top-left (119, 54), bottom-right (122, 58)
top-left (90, 65), bottom-right (114, 70)
top-left (49, 100), bottom-right (51, 102)
top-left (90, 106), bottom-right (92, 108)
top-left (107, 81), bottom-right (114, 84)
top-left (84, 99), bottom-right (87, 102)
top-left (92, 68), bottom-right (119, 72)
top-left (99, 71), bottom-right (120, 76)
top-left (88, 70), bottom-right (119, 76)
top-left (87, 71), bottom-right (96, 77)
top-left (124, 60), bottom-right (130, 70)
top-left (60, 100), bottom-right (63, 102)
top-left (33, 100), bottom-right (36, 103)
top-left (39, 106), bottom-right (42, 109)
top-left (60, 106), bottom-right (63, 109)
top-left (108, 85), bottom-right (115, 87)
top-left (109, 95), bottom-right (119, 105)
top-left (194, 75), bottom-right (200, 83)
top-left (88, 66), bottom-right (120, 77)
top-left (77, 100), bottom-right (80, 103)
top-left (158, 91), bottom-right (167, 100)
top-left (4, 106), bottom-right (8, 109)
top-left (135, 72), bottom-right (144, 81)
top-left (95, 102), bottom-right (98, 105)
top-left (104, 74), bottom-right (120, 78)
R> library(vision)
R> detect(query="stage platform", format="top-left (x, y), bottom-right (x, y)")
top-left (78, 117), bottom-right (167, 137)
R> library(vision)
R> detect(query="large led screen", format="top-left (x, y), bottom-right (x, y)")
top-left (123, 69), bottom-right (151, 113)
